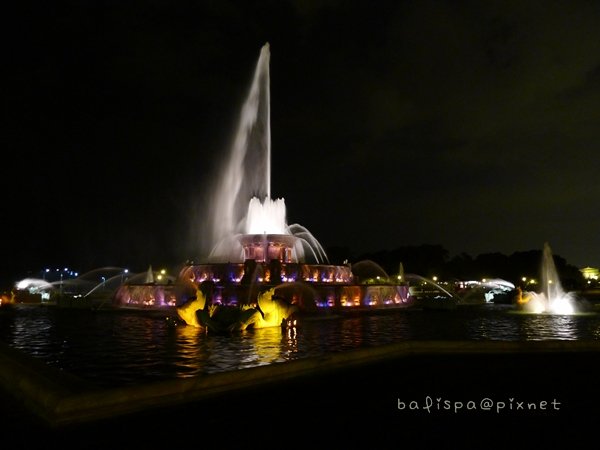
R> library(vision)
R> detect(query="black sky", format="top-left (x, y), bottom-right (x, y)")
top-left (3, 0), bottom-right (600, 284)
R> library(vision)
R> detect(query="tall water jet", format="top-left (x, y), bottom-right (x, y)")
top-left (207, 43), bottom-right (273, 262)
top-left (205, 42), bottom-right (327, 265)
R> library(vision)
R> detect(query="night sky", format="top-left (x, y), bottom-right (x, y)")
top-left (4, 0), bottom-right (600, 285)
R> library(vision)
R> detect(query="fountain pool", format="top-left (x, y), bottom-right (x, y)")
top-left (1, 303), bottom-right (598, 389)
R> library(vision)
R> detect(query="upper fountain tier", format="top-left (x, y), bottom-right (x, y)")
top-left (239, 234), bottom-right (297, 263)
top-left (208, 195), bottom-right (328, 264)
top-left (240, 196), bottom-right (296, 263)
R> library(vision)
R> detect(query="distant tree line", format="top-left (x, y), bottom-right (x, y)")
top-left (326, 244), bottom-right (585, 290)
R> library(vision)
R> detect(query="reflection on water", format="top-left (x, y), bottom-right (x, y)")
top-left (200, 326), bottom-right (299, 373)
top-left (509, 312), bottom-right (582, 341)
top-left (1, 304), bottom-right (599, 388)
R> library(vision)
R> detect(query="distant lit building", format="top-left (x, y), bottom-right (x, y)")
top-left (580, 267), bottom-right (599, 281)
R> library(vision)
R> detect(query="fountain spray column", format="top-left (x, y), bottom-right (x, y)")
top-left (265, 43), bottom-right (271, 200)
top-left (518, 242), bottom-right (577, 314)
top-left (541, 242), bottom-right (563, 309)
top-left (203, 43), bottom-right (327, 265)
top-left (207, 43), bottom-right (273, 262)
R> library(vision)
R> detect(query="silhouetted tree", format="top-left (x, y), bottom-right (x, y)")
top-left (358, 244), bottom-right (449, 278)
top-left (353, 244), bottom-right (584, 289)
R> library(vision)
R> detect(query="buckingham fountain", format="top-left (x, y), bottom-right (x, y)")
top-left (113, 43), bottom-right (414, 322)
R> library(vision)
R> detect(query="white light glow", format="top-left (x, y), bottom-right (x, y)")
top-left (245, 197), bottom-right (287, 234)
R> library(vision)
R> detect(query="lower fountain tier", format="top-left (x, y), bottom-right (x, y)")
top-left (177, 260), bottom-right (410, 310)
top-left (182, 259), bottom-right (353, 286)
top-left (113, 260), bottom-right (412, 312)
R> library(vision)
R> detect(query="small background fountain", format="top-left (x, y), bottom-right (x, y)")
top-left (15, 267), bottom-right (136, 307)
top-left (517, 242), bottom-right (579, 314)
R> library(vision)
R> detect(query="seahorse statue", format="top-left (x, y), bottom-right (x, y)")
top-left (176, 286), bottom-right (207, 328)
top-left (254, 288), bottom-right (298, 329)
top-left (177, 284), bottom-right (298, 332)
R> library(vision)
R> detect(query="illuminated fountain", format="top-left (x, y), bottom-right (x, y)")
top-left (516, 242), bottom-right (578, 314)
top-left (177, 42), bottom-right (413, 320)
top-left (15, 267), bottom-right (132, 306)
top-left (114, 43), bottom-right (413, 321)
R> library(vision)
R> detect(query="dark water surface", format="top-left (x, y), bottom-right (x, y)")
top-left (1, 304), bottom-right (599, 388)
